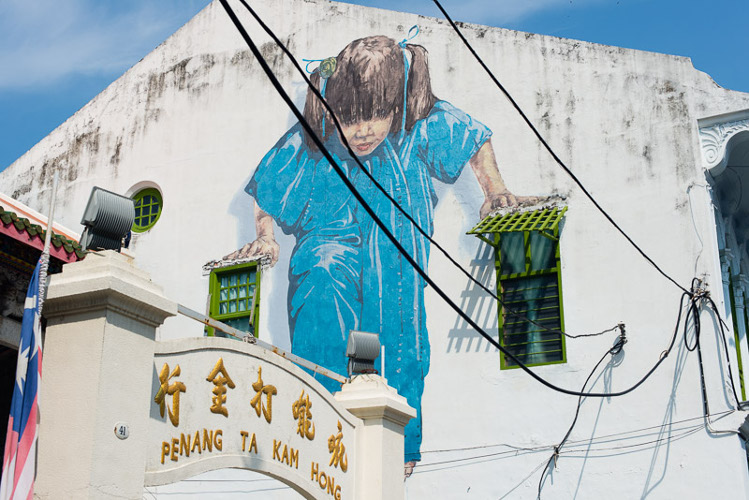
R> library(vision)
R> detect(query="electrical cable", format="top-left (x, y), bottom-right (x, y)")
top-left (418, 409), bottom-right (733, 457)
top-left (412, 418), bottom-right (721, 473)
top-left (706, 294), bottom-right (742, 407)
top-left (430, 0), bottom-right (690, 296)
top-left (685, 279), bottom-right (741, 409)
top-left (689, 285), bottom-right (743, 434)
top-left (686, 183), bottom-right (706, 278)
top-left (414, 446), bottom-right (548, 470)
top-left (231, 0), bottom-right (617, 341)
top-left (217, 0), bottom-right (691, 399)
top-left (537, 333), bottom-right (627, 499)
top-left (559, 425), bottom-right (705, 456)
top-left (411, 422), bottom-right (713, 477)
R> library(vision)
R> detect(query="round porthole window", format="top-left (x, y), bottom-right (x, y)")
top-left (132, 187), bottom-right (163, 233)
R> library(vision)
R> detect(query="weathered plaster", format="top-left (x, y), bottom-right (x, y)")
top-left (3, 0), bottom-right (749, 498)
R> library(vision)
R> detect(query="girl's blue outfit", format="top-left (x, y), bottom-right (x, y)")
top-left (246, 101), bottom-right (491, 462)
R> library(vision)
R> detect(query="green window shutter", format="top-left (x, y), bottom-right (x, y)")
top-left (500, 274), bottom-right (564, 368)
top-left (206, 262), bottom-right (261, 339)
top-left (469, 207), bottom-right (567, 370)
top-left (132, 187), bottom-right (163, 233)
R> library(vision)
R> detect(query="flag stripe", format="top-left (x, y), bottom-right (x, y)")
top-left (1, 260), bottom-right (43, 500)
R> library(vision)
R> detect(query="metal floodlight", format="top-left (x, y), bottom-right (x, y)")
top-left (346, 330), bottom-right (380, 377)
top-left (79, 187), bottom-right (135, 252)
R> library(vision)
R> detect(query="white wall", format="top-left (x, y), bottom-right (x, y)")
top-left (4, 0), bottom-right (749, 497)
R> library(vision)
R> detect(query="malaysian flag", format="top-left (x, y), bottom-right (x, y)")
top-left (0, 259), bottom-right (44, 500)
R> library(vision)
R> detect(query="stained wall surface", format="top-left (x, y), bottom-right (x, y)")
top-left (3, 0), bottom-right (749, 497)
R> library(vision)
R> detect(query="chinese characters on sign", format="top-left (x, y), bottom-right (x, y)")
top-left (154, 363), bottom-right (186, 427)
top-left (250, 366), bottom-right (277, 423)
top-left (292, 390), bottom-right (316, 440)
top-left (328, 421), bottom-right (348, 472)
top-left (206, 357), bottom-right (236, 417)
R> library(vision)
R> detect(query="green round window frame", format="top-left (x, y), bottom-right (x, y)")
top-left (131, 188), bottom-right (163, 233)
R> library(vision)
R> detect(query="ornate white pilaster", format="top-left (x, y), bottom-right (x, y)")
top-left (720, 247), bottom-right (734, 286)
top-left (699, 110), bottom-right (749, 176)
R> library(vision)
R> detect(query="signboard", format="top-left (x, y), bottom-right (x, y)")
top-left (145, 337), bottom-right (358, 500)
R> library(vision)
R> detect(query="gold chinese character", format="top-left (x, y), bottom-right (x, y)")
top-left (250, 366), bottom-right (277, 423)
top-left (292, 390), bottom-right (315, 440)
top-left (154, 363), bottom-right (186, 427)
top-left (328, 421), bottom-right (348, 472)
top-left (206, 357), bottom-right (236, 417)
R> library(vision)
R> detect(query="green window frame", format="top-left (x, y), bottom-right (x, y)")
top-left (468, 207), bottom-right (567, 369)
top-left (132, 188), bottom-right (163, 233)
top-left (207, 262), bottom-right (261, 338)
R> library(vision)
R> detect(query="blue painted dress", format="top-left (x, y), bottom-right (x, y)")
top-left (247, 101), bottom-right (491, 461)
top-left (246, 127), bottom-right (362, 392)
top-left (353, 101), bottom-right (491, 461)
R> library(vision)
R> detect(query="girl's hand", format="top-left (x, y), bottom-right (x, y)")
top-left (480, 191), bottom-right (542, 219)
top-left (223, 236), bottom-right (280, 267)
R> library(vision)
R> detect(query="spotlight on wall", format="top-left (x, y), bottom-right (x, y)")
top-left (80, 187), bottom-right (135, 252)
top-left (346, 330), bottom-right (381, 377)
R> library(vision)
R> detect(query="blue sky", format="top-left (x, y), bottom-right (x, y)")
top-left (0, 0), bottom-right (746, 172)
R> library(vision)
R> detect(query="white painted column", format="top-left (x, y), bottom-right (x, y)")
top-left (720, 248), bottom-right (734, 318)
top-left (36, 251), bottom-right (176, 499)
top-left (334, 374), bottom-right (416, 500)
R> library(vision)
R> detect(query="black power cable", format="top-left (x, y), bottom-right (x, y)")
top-left (231, 0), bottom-right (617, 341)
top-left (537, 334), bottom-right (627, 498)
top-left (684, 279), bottom-right (741, 409)
top-left (430, 0), bottom-right (690, 296)
top-left (706, 295), bottom-right (743, 407)
top-left (217, 0), bottom-right (690, 398)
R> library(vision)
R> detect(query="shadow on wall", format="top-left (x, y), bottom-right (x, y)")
top-left (640, 329), bottom-right (692, 498)
top-left (446, 241), bottom-right (499, 354)
top-left (226, 178), bottom-right (294, 350)
top-left (540, 349), bottom-right (623, 499)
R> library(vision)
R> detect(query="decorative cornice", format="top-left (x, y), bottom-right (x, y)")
top-left (699, 117), bottom-right (749, 175)
top-left (0, 204), bottom-right (86, 261)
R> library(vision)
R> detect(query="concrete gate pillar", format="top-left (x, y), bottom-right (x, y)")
top-left (36, 251), bottom-right (176, 499)
top-left (335, 374), bottom-right (416, 500)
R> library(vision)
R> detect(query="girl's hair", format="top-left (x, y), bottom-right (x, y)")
top-left (303, 35), bottom-right (437, 150)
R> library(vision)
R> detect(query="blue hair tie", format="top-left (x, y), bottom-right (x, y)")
top-left (399, 25), bottom-right (419, 48)
top-left (398, 25), bottom-right (419, 145)
top-left (320, 78), bottom-right (328, 137)
top-left (302, 57), bottom-right (337, 137)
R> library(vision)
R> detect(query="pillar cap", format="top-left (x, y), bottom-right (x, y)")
top-left (334, 374), bottom-right (416, 427)
top-left (45, 250), bottom-right (177, 326)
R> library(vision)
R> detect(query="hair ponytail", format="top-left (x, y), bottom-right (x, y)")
top-left (303, 71), bottom-right (326, 151)
top-left (404, 44), bottom-right (437, 131)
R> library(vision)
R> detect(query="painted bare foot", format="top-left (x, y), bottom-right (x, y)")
top-left (404, 460), bottom-right (416, 479)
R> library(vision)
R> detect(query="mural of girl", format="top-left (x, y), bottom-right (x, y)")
top-left (227, 33), bottom-right (530, 464)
